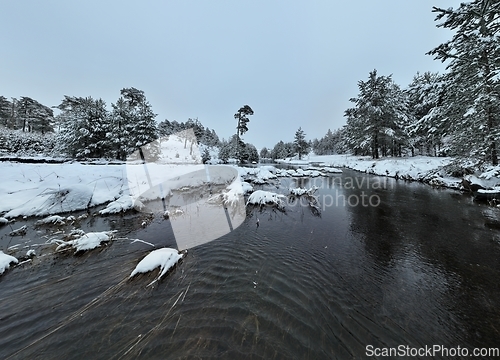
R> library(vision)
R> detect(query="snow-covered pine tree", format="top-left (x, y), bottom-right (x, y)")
top-left (0, 96), bottom-right (11, 128)
top-left (344, 70), bottom-right (409, 158)
top-left (293, 127), bottom-right (309, 160)
top-left (110, 88), bottom-right (158, 161)
top-left (16, 97), bottom-right (54, 133)
top-left (260, 147), bottom-right (270, 159)
top-left (428, 1), bottom-right (500, 164)
top-left (245, 143), bottom-right (259, 163)
top-left (406, 72), bottom-right (447, 156)
top-left (57, 96), bottom-right (110, 158)
top-left (201, 147), bottom-right (211, 164)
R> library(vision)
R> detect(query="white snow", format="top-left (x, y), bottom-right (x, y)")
top-left (35, 215), bottom-right (66, 225)
top-left (0, 162), bottom-right (125, 218)
top-left (237, 166), bottom-right (277, 184)
top-left (309, 154), bottom-right (453, 180)
top-left (56, 231), bottom-right (115, 252)
top-left (241, 181), bottom-right (254, 194)
top-left (0, 217), bottom-right (8, 225)
top-left (26, 249), bottom-right (36, 257)
top-left (0, 251), bottom-right (18, 275)
top-left (246, 190), bottom-right (286, 207)
top-left (98, 195), bottom-right (143, 215)
top-left (130, 248), bottom-right (184, 285)
top-left (290, 186), bottom-right (318, 196)
top-left (477, 188), bottom-right (500, 194)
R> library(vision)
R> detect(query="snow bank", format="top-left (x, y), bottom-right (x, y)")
top-left (0, 162), bottom-right (125, 218)
top-left (306, 154), bottom-right (463, 188)
top-left (130, 248), bottom-right (184, 284)
top-left (56, 231), bottom-right (116, 253)
top-left (5, 184), bottom-right (94, 218)
top-left (0, 251), bottom-right (18, 275)
top-left (247, 190), bottom-right (286, 207)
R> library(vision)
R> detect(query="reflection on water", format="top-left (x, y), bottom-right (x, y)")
top-left (1, 169), bottom-right (500, 359)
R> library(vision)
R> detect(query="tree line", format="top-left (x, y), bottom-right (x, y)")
top-left (343, 1), bottom-right (500, 165)
top-left (0, 88), bottom-right (230, 161)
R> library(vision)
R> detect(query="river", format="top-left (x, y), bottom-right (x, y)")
top-left (1, 169), bottom-right (499, 359)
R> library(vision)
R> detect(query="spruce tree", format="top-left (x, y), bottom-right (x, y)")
top-left (428, 1), bottom-right (500, 164)
top-left (294, 127), bottom-right (309, 160)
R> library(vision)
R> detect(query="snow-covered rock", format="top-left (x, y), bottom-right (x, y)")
top-left (241, 181), bottom-right (253, 194)
top-left (9, 225), bottom-right (27, 236)
top-left (130, 248), bottom-right (184, 285)
top-left (98, 195), bottom-right (144, 215)
top-left (290, 186), bottom-right (318, 196)
top-left (0, 251), bottom-right (18, 275)
top-left (0, 217), bottom-right (8, 225)
top-left (56, 231), bottom-right (116, 253)
top-left (35, 215), bottom-right (66, 226)
top-left (247, 190), bottom-right (286, 207)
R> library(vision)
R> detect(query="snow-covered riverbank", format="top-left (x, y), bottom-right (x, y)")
top-left (306, 154), bottom-right (500, 192)
top-left (3, 154), bottom-right (500, 220)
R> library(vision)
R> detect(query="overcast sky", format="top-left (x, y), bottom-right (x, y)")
top-left (1, 0), bottom-right (458, 149)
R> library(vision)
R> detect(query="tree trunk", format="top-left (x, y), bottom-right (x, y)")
top-left (373, 132), bottom-right (379, 159)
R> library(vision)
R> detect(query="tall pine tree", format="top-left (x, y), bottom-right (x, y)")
top-left (428, 1), bottom-right (500, 164)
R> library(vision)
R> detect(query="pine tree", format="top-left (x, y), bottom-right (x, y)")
top-left (110, 88), bottom-right (158, 161)
top-left (294, 127), bottom-right (309, 160)
top-left (234, 105), bottom-right (254, 163)
top-left (406, 72), bottom-right (447, 156)
top-left (245, 143), bottom-right (259, 163)
top-left (428, 1), bottom-right (500, 164)
top-left (202, 147), bottom-right (211, 164)
top-left (0, 96), bottom-right (11, 128)
top-left (57, 96), bottom-right (110, 158)
top-left (344, 70), bottom-right (409, 158)
top-left (260, 147), bottom-right (270, 159)
top-left (16, 97), bottom-right (54, 133)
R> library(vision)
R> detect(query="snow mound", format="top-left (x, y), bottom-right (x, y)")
top-left (247, 190), bottom-right (286, 207)
top-left (241, 181), bottom-right (253, 194)
top-left (0, 217), bottom-right (8, 226)
top-left (35, 215), bottom-right (66, 226)
top-left (5, 184), bottom-right (93, 218)
top-left (320, 167), bottom-right (343, 173)
top-left (98, 195), bottom-right (144, 215)
top-left (56, 231), bottom-right (116, 253)
top-left (0, 251), bottom-right (18, 275)
top-left (275, 168), bottom-right (323, 177)
top-left (238, 166), bottom-right (277, 184)
top-left (290, 186), bottom-right (319, 196)
top-left (130, 248), bottom-right (184, 285)
top-left (9, 225), bottom-right (27, 236)
top-left (209, 178), bottom-right (246, 207)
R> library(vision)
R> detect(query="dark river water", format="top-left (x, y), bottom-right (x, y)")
top-left (1, 169), bottom-right (500, 359)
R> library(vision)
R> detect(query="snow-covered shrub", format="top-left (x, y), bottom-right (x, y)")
top-left (0, 128), bottom-right (58, 157)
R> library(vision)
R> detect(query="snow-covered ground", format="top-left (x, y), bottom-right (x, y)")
top-left (306, 154), bottom-right (458, 189)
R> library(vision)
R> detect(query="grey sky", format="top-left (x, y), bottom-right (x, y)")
top-left (1, 0), bottom-right (457, 149)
